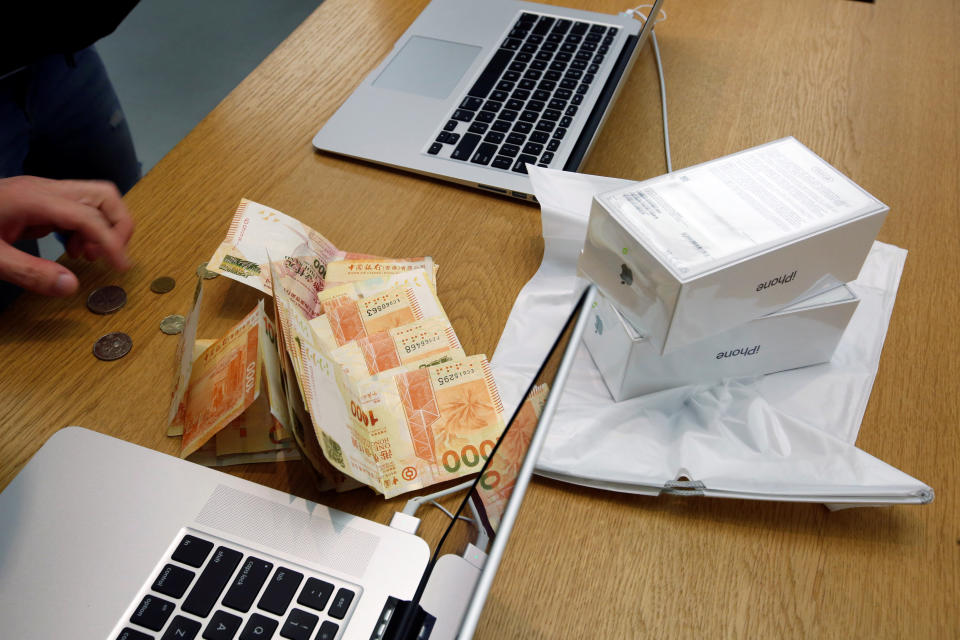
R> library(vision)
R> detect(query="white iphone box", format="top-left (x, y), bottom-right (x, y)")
top-left (578, 137), bottom-right (886, 353)
top-left (584, 285), bottom-right (860, 401)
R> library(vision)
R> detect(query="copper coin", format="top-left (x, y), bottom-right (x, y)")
top-left (150, 276), bottom-right (176, 294)
top-left (93, 332), bottom-right (133, 361)
top-left (160, 314), bottom-right (186, 335)
top-left (196, 262), bottom-right (219, 279)
top-left (86, 285), bottom-right (127, 314)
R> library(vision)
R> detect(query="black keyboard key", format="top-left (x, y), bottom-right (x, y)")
top-left (576, 83), bottom-right (589, 94)
top-left (511, 88), bottom-right (530, 100)
top-left (549, 98), bottom-right (567, 110)
top-left (491, 120), bottom-right (511, 132)
top-left (223, 557), bottom-right (273, 613)
top-left (609, 27), bottom-right (619, 36)
top-left (540, 151), bottom-right (555, 164)
top-left (588, 62), bottom-right (599, 74)
top-left (427, 142), bottom-right (442, 155)
top-left (572, 93), bottom-right (583, 105)
top-left (527, 34), bottom-right (543, 45)
top-left (451, 109), bottom-right (474, 122)
top-left (523, 142), bottom-right (544, 155)
top-left (443, 119), bottom-right (458, 131)
top-left (555, 51), bottom-right (572, 62)
top-left (203, 610), bottom-right (242, 640)
top-left (436, 131), bottom-right (451, 144)
top-left (314, 621), bottom-right (339, 640)
top-left (118, 628), bottom-right (153, 640)
top-left (533, 89), bottom-right (551, 101)
top-left (532, 16), bottom-right (555, 36)
top-left (530, 131), bottom-right (549, 144)
top-left (575, 50), bottom-right (592, 61)
top-left (513, 121), bottom-right (532, 134)
top-left (466, 47), bottom-right (513, 98)
top-left (603, 35), bottom-right (615, 46)
top-left (483, 100), bottom-right (503, 112)
top-left (565, 105), bottom-right (578, 116)
top-left (520, 42), bottom-right (538, 54)
top-left (541, 41), bottom-right (558, 52)
top-left (518, 78), bottom-right (537, 90)
top-left (499, 109), bottom-right (518, 122)
top-left (497, 80), bottom-right (515, 92)
top-left (508, 61), bottom-right (526, 72)
top-left (530, 59), bottom-right (547, 70)
top-left (280, 608), bottom-right (318, 640)
top-left (506, 132), bottom-right (525, 145)
top-left (172, 535), bottom-right (214, 568)
top-left (554, 127), bottom-right (567, 140)
top-left (131, 594), bottom-right (176, 632)
top-left (257, 567), bottom-right (304, 616)
top-left (535, 50), bottom-right (552, 62)
top-left (523, 69), bottom-right (542, 81)
top-left (593, 53), bottom-right (605, 64)
top-left (239, 614), bottom-right (278, 640)
top-left (484, 131), bottom-right (505, 144)
top-left (549, 61), bottom-right (566, 72)
top-left (162, 616), bottom-right (202, 640)
top-left (559, 78), bottom-right (577, 90)
top-left (512, 154), bottom-right (538, 174)
top-left (590, 23), bottom-right (607, 34)
top-left (571, 59), bottom-right (587, 71)
top-left (471, 142), bottom-right (498, 165)
top-left (527, 100), bottom-right (545, 112)
top-left (535, 120), bottom-right (556, 133)
top-left (503, 70), bottom-right (520, 82)
top-left (519, 110), bottom-right (538, 123)
top-left (451, 133), bottom-right (480, 160)
top-left (517, 12), bottom-right (538, 26)
top-left (545, 70), bottom-right (562, 81)
top-left (468, 122), bottom-right (489, 134)
top-left (500, 143), bottom-right (520, 157)
top-left (598, 44), bottom-right (609, 55)
top-left (501, 37), bottom-right (522, 51)
top-left (491, 89), bottom-right (509, 101)
top-left (459, 97), bottom-right (483, 111)
top-left (555, 88), bottom-right (572, 100)
top-left (565, 69), bottom-right (583, 80)
top-left (547, 31), bottom-right (563, 44)
top-left (152, 564), bottom-right (195, 599)
top-left (327, 588), bottom-right (355, 620)
top-left (515, 51), bottom-right (532, 62)
top-left (560, 42), bottom-right (577, 54)
top-left (560, 116), bottom-right (572, 128)
top-left (571, 21), bottom-right (588, 35)
top-left (491, 155), bottom-right (513, 170)
top-left (585, 33), bottom-right (602, 44)
top-left (182, 547), bottom-right (244, 618)
top-left (505, 99), bottom-right (524, 111)
top-left (547, 139), bottom-right (561, 152)
top-left (553, 19), bottom-right (572, 34)
top-left (542, 109), bottom-right (561, 121)
top-left (566, 33), bottom-right (582, 44)
top-left (297, 577), bottom-right (334, 612)
top-left (538, 80), bottom-right (556, 91)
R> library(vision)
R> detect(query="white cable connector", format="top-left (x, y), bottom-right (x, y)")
top-left (389, 511), bottom-right (422, 535)
top-left (400, 479), bottom-right (474, 517)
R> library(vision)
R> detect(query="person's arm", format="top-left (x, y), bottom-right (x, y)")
top-left (0, 175), bottom-right (134, 297)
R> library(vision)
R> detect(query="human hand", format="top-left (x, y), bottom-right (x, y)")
top-left (0, 176), bottom-right (135, 297)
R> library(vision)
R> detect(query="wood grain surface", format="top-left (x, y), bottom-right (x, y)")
top-left (1, 0), bottom-right (957, 637)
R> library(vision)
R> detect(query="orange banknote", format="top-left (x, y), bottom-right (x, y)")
top-left (179, 303), bottom-right (263, 458)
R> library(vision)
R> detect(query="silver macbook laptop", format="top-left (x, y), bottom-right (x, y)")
top-left (313, 0), bottom-right (662, 201)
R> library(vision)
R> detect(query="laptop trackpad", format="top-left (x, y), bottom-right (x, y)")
top-left (373, 36), bottom-right (481, 100)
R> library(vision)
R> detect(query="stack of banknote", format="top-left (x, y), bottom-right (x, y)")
top-left (168, 199), bottom-right (523, 500)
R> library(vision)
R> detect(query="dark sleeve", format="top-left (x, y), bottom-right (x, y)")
top-left (0, 2), bottom-right (140, 76)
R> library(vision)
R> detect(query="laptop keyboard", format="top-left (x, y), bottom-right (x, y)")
top-left (116, 531), bottom-right (360, 640)
top-left (426, 12), bottom-right (619, 175)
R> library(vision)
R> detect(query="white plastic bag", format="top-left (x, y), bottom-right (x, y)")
top-left (490, 167), bottom-right (931, 507)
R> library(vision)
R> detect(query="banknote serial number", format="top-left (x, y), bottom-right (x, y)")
top-left (404, 336), bottom-right (438, 354)
top-left (365, 298), bottom-right (400, 317)
top-left (436, 369), bottom-right (471, 386)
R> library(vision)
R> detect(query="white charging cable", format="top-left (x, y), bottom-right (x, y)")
top-left (622, 5), bottom-right (672, 172)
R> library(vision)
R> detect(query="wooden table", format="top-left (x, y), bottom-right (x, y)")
top-left (1, 0), bottom-right (957, 637)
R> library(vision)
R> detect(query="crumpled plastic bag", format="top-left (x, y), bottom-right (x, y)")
top-left (489, 167), bottom-right (932, 507)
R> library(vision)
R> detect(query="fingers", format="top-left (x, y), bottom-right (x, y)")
top-left (22, 181), bottom-right (133, 272)
top-left (0, 243), bottom-right (79, 297)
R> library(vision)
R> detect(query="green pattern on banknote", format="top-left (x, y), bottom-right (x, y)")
top-left (222, 255), bottom-right (262, 277)
top-left (322, 432), bottom-right (345, 467)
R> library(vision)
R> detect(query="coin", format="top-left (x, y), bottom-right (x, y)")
top-left (196, 262), bottom-right (219, 279)
top-left (150, 276), bottom-right (176, 294)
top-left (86, 285), bottom-right (127, 314)
top-left (93, 332), bottom-right (133, 361)
top-left (160, 314), bottom-right (186, 335)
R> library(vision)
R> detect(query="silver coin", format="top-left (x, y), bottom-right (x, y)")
top-left (196, 262), bottom-right (219, 280)
top-left (160, 314), bottom-right (186, 335)
top-left (93, 332), bottom-right (133, 361)
top-left (86, 285), bottom-right (127, 314)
